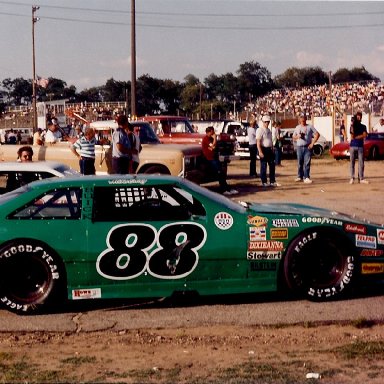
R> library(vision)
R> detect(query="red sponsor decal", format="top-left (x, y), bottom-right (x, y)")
top-left (343, 223), bottom-right (367, 235)
top-left (360, 249), bottom-right (384, 257)
top-left (248, 241), bottom-right (284, 251)
top-left (362, 263), bottom-right (384, 274)
top-left (378, 229), bottom-right (384, 245)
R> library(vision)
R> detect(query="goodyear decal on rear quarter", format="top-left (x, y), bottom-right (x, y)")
top-left (362, 263), bottom-right (384, 274)
top-left (247, 215), bottom-right (268, 227)
top-left (72, 288), bottom-right (102, 300)
top-left (355, 234), bottom-right (376, 249)
top-left (214, 212), bottom-right (233, 230)
top-left (377, 229), bottom-right (384, 245)
top-left (248, 241), bottom-right (284, 251)
top-left (270, 228), bottom-right (288, 239)
top-left (108, 179), bottom-right (147, 185)
top-left (250, 227), bottom-right (266, 241)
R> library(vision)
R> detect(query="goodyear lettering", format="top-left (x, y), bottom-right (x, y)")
top-left (302, 217), bottom-right (342, 226)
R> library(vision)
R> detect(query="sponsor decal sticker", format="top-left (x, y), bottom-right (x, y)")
top-left (108, 179), bottom-right (147, 185)
top-left (247, 251), bottom-right (282, 260)
top-left (270, 228), bottom-right (288, 239)
top-left (360, 249), bottom-right (384, 257)
top-left (272, 219), bottom-right (299, 227)
top-left (248, 241), bottom-right (284, 251)
top-left (343, 223), bottom-right (367, 235)
top-left (302, 217), bottom-right (342, 226)
top-left (250, 227), bottom-right (266, 241)
top-left (361, 263), bottom-right (384, 274)
top-left (377, 229), bottom-right (384, 245)
top-left (72, 288), bottom-right (102, 300)
top-left (250, 261), bottom-right (277, 271)
top-left (214, 212), bottom-right (233, 230)
top-left (247, 215), bottom-right (268, 227)
top-left (355, 234), bottom-right (377, 249)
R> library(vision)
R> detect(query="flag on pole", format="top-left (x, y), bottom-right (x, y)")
top-left (36, 78), bottom-right (49, 88)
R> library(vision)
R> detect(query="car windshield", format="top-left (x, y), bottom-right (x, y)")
top-left (132, 122), bottom-right (160, 144)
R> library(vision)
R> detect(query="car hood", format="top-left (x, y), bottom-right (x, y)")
top-left (245, 201), bottom-right (368, 224)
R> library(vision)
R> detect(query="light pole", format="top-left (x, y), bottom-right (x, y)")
top-left (130, 0), bottom-right (136, 117)
top-left (32, 5), bottom-right (39, 132)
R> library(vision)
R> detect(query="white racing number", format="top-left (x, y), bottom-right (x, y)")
top-left (96, 223), bottom-right (207, 280)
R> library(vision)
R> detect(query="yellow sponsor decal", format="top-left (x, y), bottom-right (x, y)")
top-left (247, 215), bottom-right (268, 227)
top-left (361, 263), bottom-right (384, 274)
top-left (270, 228), bottom-right (288, 239)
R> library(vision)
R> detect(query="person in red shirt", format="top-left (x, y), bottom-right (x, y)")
top-left (202, 126), bottom-right (238, 195)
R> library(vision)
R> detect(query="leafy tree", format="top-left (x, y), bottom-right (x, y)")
top-left (237, 61), bottom-right (273, 102)
top-left (158, 79), bottom-right (182, 115)
top-left (136, 74), bottom-right (162, 116)
top-left (332, 66), bottom-right (379, 83)
top-left (79, 86), bottom-right (104, 102)
top-left (180, 74), bottom-right (202, 116)
top-left (104, 78), bottom-right (129, 102)
top-left (274, 67), bottom-right (303, 88)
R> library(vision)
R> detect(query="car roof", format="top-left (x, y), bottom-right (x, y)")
top-left (0, 161), bottom-right (79, 175)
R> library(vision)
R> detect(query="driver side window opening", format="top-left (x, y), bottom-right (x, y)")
top-left (92, 185), bottom-right (206, 222)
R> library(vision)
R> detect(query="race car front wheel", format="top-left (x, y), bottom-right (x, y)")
top-left (0, 240), bottom-right (65, 314)
top-left (283, 229), bottom-right (355, 301)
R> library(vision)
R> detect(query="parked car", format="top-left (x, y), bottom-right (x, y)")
top-left (0, 161), bottom-right (79, 194)
top-left (330, 133), bottom-right (384, 160)
top-left (0, 174), bottom-right (383, 314)
top-left (281, 128), bottom-right (330, 157)
top-left (141, 116), bottom-right (237, 162)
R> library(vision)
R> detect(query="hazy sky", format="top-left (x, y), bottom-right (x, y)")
top-left (1, 0), bottom-right (383, 91)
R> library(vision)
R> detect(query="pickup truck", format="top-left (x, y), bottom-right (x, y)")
top-left (142, 116), bottom-right (237, 162)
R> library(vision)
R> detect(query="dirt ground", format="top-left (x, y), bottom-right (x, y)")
top-left (0, 157), bottom-right (383, 383)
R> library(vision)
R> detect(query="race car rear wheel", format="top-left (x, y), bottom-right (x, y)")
top-left (0, 240), bottom-right (65, 314)
top-left (283, 229), bottom-right (355, 301)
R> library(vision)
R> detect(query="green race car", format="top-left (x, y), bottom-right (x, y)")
top-left (0, 175), bottom-right (383, 314)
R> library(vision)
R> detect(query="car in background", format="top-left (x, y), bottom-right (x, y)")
top-left (141, 116), bottom-right (237, 162)
top-left (0, 161), bottom-right (79, 194)
top-left (0, 174), bottom-right (383, 314)
top-left (330, 132), bottom-right (384, 160)
top-left (281, 129), bottom-right (330, 158)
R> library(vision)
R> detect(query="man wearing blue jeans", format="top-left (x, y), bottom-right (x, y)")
top-left (349, 111), bottom-right (368, 184)
top-left (293, 114), bottom-right (320, 184)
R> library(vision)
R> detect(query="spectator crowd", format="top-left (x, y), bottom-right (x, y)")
top-left (251, 81), bottom-right (384, 119)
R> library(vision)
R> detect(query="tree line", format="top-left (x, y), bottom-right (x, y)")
top-left (0, 62), bottom-right (379, 118)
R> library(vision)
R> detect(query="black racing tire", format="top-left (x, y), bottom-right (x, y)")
top-left (283, 229), bottom-right (356, 301)
top-left (312, 144), bottom-right (323, 157)
top-left (0, 239), bottom-right (65, 314)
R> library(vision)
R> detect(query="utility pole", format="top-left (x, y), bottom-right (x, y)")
top-left (32, 5), bottom-right (39, 132)
top-left (130, 0), bottom-right (136, 118)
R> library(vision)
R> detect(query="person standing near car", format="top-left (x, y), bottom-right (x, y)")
top-left (17, 146), bottom-right (33, 162)
top-left (256, 115), bottom-right (280, 187)
top-left (111, 115), bottom-right (136, 174)
top-left (202, 126), bottom-right (237, 195)
top-left (70, 127), bottom-right (96, 175)
top-left (293, 114), bottom-right (319, 184)
top-left (126, 123), bottom-right (142, 173)
top-left (339, 120), bottom-right (346, 142)
top-left (247, 118), bottom-right (258, 177)
top-left (272, 120), bottom-right (283, 166)
top-left (349, 111), bottom-right (368, 184)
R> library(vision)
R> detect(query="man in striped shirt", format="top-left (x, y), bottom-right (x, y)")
top-left (70, 127), bottom-right (96, 175)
